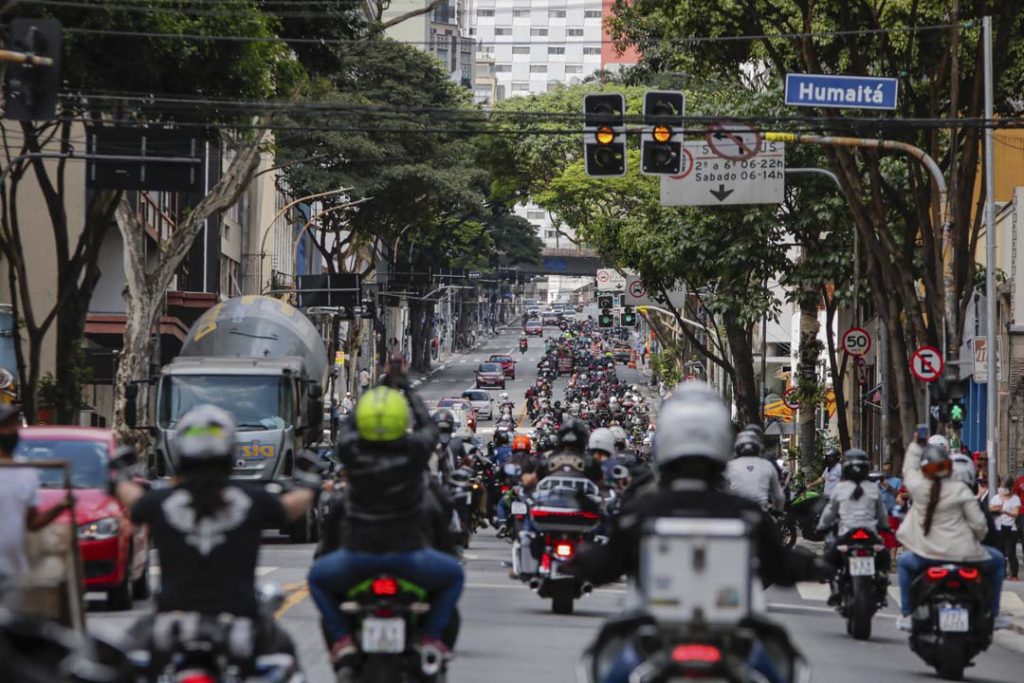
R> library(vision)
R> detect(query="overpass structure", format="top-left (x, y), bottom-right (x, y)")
top-left (518, 247), bottom-right (605, 277)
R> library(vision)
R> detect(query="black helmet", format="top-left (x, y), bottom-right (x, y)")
top-left (734, 430), bottom-right (762, 459)
top-left (494, 429), bottom-right (510, 446)
top-left (824, 448), bottom-right (841, 463)
top-left (434, 408), bottom-right (455, 432)
top-left (556, 417), bottom-right (590, 452)
top-left (920, 444), bottom-right (952, 480)
top-left (841, 448), bottom-right (870, 482)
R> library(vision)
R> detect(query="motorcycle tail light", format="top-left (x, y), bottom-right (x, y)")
top-left (554, 542), bottom-right (574, 558)
top-left (670, 644), bottom-right (722, 664)
top-left (958, 567), bottom-right (980, 581)
top-left (178, 674), bottom-right (216, 683)
top-left (372, 577), bottom-right (399, 596)
top-left (851, 529), bottom-right (870, 541)
top-left (501, 485), bottom-right (510, 493)
top-left (926, 567), bottom-right (950, 581)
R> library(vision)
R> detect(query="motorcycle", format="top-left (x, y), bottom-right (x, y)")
top-left (515, 476), bottom-right (602, 615)
top-left (129, 585), bottom-right (305, 682)
top-left (908, 563), bottom-right (993, 680)
top-left (449, 467), bottom-right (485, 548)
top-left (832, 528), bottom-right (889, 640)
top-left (519, 337), bottom-right (528, 354)
top-left (776, 485), bottom-right (827, 545)
top-left (337, 575), bottom-right (450, 683)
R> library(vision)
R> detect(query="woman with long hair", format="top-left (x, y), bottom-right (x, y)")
top-left (895, 442), bottom-right (1008, 631)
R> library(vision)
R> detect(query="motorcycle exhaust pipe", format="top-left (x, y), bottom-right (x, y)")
top-left (581, 582), bottom-right (594, 595)
top-left (528, 577), bottom-right (542, 591)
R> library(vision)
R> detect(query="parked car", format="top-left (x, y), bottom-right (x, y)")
top-left (524, 320), bottom-right (544, 336)
top-left (475, 362), bottom-right (506, 389)
top-left (15, 427), bottom-right (151, 610)
top-left (488, 354), bottom-right (517, 380)
top-left (461, 389), bottom-right (494, 420)
top-left (436, 398), bottom-right (477, 432)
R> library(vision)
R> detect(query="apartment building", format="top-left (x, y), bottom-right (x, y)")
top-left (383, 0), bottom-right (477, 87)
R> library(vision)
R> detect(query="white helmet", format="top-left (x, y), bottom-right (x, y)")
top-left (500, 392), bottom-right (509, 402)
top-left (653, 382), bottom-right (732, 468)
top-left (587, 427), bottom-right (616, 455)
top-left (927, 434), bottom-right (950, 455)
top-left (609, 396), bottom-right (618, 405)
top-left (950, 452), bottom-right (977, 488)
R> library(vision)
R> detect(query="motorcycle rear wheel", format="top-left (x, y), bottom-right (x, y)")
top-left (551, 583), bottom-right (575, 615)
top-left (848, 576), bottom-right (874, 640)
top-left (934, 635), bottom-right (968, 681)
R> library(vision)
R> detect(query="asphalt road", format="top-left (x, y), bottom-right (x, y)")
top-left (88, 327), bottom-right (1024, 682)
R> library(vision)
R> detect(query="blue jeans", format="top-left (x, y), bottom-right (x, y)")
top-left (601, 642), bottom-right (784, 683)
top-left (307, 547), bottom-right (464, 642)
top-left (897, 548), bottom-right (1005, 617)
top-left (496, 497), bottom-right (509, 525)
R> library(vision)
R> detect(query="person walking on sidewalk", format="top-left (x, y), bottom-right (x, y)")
top-left (358, 368), bottom-right (370, 396)
top-left (990, 477), bottom-right (1021, 581)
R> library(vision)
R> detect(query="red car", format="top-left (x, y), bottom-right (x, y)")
top-left (16, 427), bottom-right (151, 610)
top-left (488, 354), bottom-right (517, 380)
top-left (524, 320), bottom-right (543, 336)
top-left (475, 363), bottom-right (506, 389)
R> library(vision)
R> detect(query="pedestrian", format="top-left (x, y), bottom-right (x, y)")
top-left (990, 477), bottom-right (1020, 580)
top-left (358, 367), bottom-right (370, 396)
top-left (0, 404), bottom-right (71, 598)
top-left (341, 392), bottom-right (354, 416)
top-left (878, 461), bottom-right (903, 514)
top-left (330, 398), bottom-right (340, 441)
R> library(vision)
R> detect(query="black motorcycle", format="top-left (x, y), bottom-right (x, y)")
top-left (337, 574), bottom-right (449, 683)
top-left (832, 528), bottom-right (889, 640)
top-left (908, 563), bottom-right (993, 680)
top-left (519, 337), bottom-right (528, 354)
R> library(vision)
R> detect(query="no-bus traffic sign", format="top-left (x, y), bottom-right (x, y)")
top-left (909, 346), bottom-right (944, 383)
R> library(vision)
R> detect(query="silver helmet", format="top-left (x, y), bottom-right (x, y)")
top-left (653, 382), bottom-right (732, 468)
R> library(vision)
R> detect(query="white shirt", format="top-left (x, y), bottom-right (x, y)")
top-left (822, 463), bottom-right (843, 498)
top-left (991, 492), bottom-right (1021, 531)
top-left (0, 463), bottom-right (40, 577)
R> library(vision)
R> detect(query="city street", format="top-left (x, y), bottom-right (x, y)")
top-left (87, 327), bottom-right (1024, 682)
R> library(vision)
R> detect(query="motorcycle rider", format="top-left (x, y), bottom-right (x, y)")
top-left (431, 408), bottom-right (458, 480)
top-left (587, 427), bottom-right (619, 483)
top-left (817, 449), bottom-right (890, 606)
top-left (894, 441), bottom-right (1008, 631)
top-left (306, 383), bottom-right (465, 670)
top-left (807, 448), bottom-right (843, 499)
top-left (726, 429), bottom-right (785, 512)
top-left (548, 417), bottom-right (592, 476)
top-left (568, 383), bottom-right (821, 683)
top-left (113, 405), bottom-right (321, 664)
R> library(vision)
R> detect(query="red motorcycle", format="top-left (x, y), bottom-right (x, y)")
top-left (519, 337), bottom-right (528, 354)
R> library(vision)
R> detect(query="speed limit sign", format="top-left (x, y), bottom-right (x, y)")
top-left (842, 327), bottom-right (872, 357)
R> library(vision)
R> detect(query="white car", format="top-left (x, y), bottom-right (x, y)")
top-left (461, 389), bottom-right (494, 420)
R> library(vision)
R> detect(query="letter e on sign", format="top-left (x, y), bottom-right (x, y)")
top-left (841, 327), bottom-right (871, 357)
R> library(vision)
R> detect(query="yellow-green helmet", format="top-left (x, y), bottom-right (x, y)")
top-left (355, 386), bottom-right (410, 441)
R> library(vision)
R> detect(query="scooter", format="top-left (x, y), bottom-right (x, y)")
top-left (519, 337), bottom-right (529, 354)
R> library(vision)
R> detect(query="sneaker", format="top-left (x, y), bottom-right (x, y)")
top-left (418, 635), bottom-right (453, 660)
top-left (993, 616), bottom-right (1013, 630)
top-left (330, 635), bottom-right (357, 670)
top-left (896, 615), bottom-right (913, 631)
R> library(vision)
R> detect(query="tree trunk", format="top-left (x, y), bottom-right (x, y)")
top-left (824, 296), bottom-right (851, 451)
top-left (797, 295), bottom-right (822, 478)
top-left (722, 310), bottom-right (758, 427)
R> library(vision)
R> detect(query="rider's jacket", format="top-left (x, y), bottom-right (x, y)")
top-left (726, 456), bottom-right (785, 511)
top-left (816, 480), bottom-right (889, 536)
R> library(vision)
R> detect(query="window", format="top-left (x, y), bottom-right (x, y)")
top-left (494, 27), bottom-right (512, 36)
top-left (545, 230), bottom-right (557, 239)
top-left (495, 63), bottom-right (511, 72)
top-left (511, 82), bottom-right (530, 91)
top-left (567, 28), bottom-right (584, 37)
top-left (583, 47), bottom-right (601, 55)
top-left (513, 9), bottom-right (529, 17)
top-left (565, 64), bottom-right (583, 73)
top-left (527, 210), bottom-right (546, 219)
top-left (477, 43), bottom-right (493, 53)
top-left (512, 46), bottom-right (530, 55)
top-left (477, 8), bottom-right (494, 17)
top-left (548, 46), bottom-right (565, 55)
top-left (549, 9), bottom-right (566, 18)
top-left (530, 64), bottom-right (547, 73)
top-left (584, 10), bottom-right (601, 18)
top-left (530, 28), bottom-right (548, 36)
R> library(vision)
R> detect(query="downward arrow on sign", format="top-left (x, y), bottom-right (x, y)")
top-left (710, 184), bottom-right (734, 202)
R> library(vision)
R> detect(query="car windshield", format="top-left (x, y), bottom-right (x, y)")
top-left (14, 439), bottom-right (109, 489)
top-left (159, 375), bottom-right (292, 430)
top-left (526, 322), bottom-right (541, 328)
top-left (463, 391), bottom-right (488, 401)
top-left (490, 356), bottom-right (511, 363)
top-left (479, 364), bottom-right (501, 372)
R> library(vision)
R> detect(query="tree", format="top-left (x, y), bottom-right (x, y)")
top-left (607, 0), bottom-right (1024, 447)
top-left (0, 3), bottom-right (290, 422)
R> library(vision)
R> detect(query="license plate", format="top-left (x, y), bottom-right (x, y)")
top-left (938, 607), bottom-right (969, 632)
top-left (361, 617), bottom-right (405, 653)
top-left (511, 501), bottom-right (527, 515)
top-left (849, 556), bottom-right (875, 576)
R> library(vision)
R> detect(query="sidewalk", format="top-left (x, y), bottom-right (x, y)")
top-left (409, 326), bottom-right (512, 389)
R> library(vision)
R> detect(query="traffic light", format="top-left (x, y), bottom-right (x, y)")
top-left (4, 19), bottom-right (62, 121)
top-left (597, 294), bottom-right (614, 310)
top-left (583, 93), bottom-right (626, 177)
top-left (641, 90), bottom-right (685, 175)
top-left (598, 312), bottom-right (614, 328)
top-left (949, 399), bottom-right (966, 428)
top-left (621, 306), bottom-right (636, 327)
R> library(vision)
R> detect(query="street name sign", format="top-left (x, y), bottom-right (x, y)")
top-left (909, 346), bottom-right (943, 383)
top-left (660, 140), bottom-right (785, 206)
top-left (785, 73), bottom-right (899, 110)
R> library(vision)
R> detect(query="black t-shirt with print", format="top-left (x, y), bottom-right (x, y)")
top-left (132, 484), bottom-right (286, 617)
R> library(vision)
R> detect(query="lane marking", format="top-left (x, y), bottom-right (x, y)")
top-left (767, 602), bottom-right (840, 614)
top-left (274, 587), bottom-right (309, 620)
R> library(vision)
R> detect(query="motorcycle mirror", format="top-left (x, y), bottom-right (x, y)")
top-left (257, 583), bottom-right (286, 613)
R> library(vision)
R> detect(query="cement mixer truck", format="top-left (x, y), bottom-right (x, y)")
top-left (126, 295), bottom-right (327, 542)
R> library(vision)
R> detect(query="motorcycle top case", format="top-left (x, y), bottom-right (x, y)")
top-left (530, 482), bottom-right (601, 533)
top-left (638, 517), bottom-right (753, 626)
